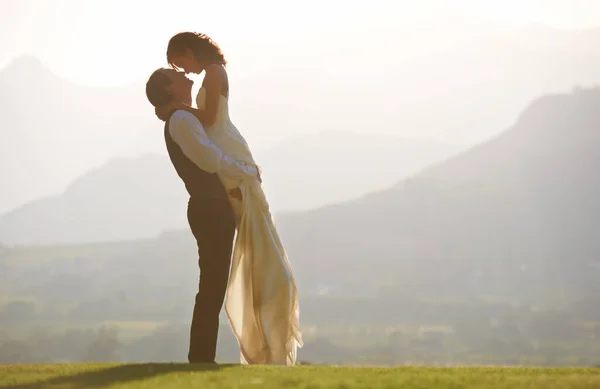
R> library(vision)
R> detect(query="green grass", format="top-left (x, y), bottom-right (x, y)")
top-left (1, 364), bottom-right (599, 389)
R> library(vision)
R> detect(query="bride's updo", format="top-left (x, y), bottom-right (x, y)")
top-left (167, 32), bottom-right (227, 67)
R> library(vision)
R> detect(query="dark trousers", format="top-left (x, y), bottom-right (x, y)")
top-left (186, 196), bottom-right (236, 363)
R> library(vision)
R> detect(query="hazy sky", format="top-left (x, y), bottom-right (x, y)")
top-left (1, 0), bottom-right (600, 216)
top-left (1, 0), bottom-right (600, 86)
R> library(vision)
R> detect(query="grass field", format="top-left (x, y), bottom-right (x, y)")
top-left (1, 364), bottom-right (599, 389)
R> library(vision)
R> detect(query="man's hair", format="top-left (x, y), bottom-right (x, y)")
top-left (145, 68), bottom-right (173, 108)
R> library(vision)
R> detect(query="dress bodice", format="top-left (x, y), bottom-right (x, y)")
top-left (196, 87), bottom-right (256, 167)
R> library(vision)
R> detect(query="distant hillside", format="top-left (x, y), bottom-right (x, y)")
top-left (276, 87), bottom-right (600, 305)
top-left (0, 55), bottom-right (160, 214)
top-left (0, 154), bottom-right (187, 244)
top-left (257, 131), bottom-right (459, 211)
top-left (0, 132), bottom-right (459, 245)
top-left (2, 87), bottom-right (600, 308)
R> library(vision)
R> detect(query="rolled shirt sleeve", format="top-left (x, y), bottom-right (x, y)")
top-left (168, 110), bottom-right (257, 187)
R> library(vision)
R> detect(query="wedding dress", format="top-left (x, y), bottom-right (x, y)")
top-left (196, 87), bottom-right (303, 365)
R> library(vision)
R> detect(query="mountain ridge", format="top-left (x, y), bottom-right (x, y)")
top-left (2, 85), bottom-right (600, 308)
top-left (0, 131), bottom-right (460, 245)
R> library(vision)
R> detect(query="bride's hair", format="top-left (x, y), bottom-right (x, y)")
top-left (167, 32), bottom-right (227, 68)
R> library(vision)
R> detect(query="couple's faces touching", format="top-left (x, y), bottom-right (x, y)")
top-left (170, 49), bottom-right (205, 74)
top-left (162, 69), bottom-right (193, 101)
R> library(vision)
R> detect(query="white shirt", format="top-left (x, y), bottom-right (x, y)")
top-left (168, 110), bottom-right (257, 188)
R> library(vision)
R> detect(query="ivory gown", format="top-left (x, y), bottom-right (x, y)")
top-left (196, 87), bottom-right (303, 365)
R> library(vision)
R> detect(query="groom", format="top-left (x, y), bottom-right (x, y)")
top-left (145, 68), bottom-right (252, 364)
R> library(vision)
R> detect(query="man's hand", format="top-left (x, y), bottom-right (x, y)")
top-left (155, 102), bottom-right (183, 122)
top-left (256, 166), bottom-right (263, 183)
top-left (228, 188), bottom-right (243, 201)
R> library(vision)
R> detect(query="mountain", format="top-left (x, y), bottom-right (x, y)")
top-left (0, 154), bottom-right (188, 245)
top-left (4, 25), bottom-right (600, 214)
top-left (0, 55), bottom-right (161, 215)
top-left (275, 86), bottom-right (600, 305)
top-left (255, 131), bottom-right (460, 211)
top-left (2, 87), bottom-right (599, 309)
top-left (0, 132), bottom-right (460, 245)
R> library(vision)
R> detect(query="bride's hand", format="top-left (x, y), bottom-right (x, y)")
top-left (155, 102), bottom-right (183, 121)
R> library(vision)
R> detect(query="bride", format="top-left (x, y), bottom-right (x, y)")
top-left (156, 32), bottom-right (302, 365)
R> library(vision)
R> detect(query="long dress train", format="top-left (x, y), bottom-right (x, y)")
top-left (196, 87), bottom-right (303, 365)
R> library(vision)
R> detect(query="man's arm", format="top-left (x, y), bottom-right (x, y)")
top-left (169, 111), bottom-right (256, 181)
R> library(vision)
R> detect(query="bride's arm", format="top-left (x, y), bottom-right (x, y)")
top-left (155, 65), bottom-right (223, 127)
top-left (198, 64), bottom-right (223, 127)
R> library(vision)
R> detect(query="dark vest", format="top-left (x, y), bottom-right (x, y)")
top-left (164, 119), bottom-right (229, 205)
